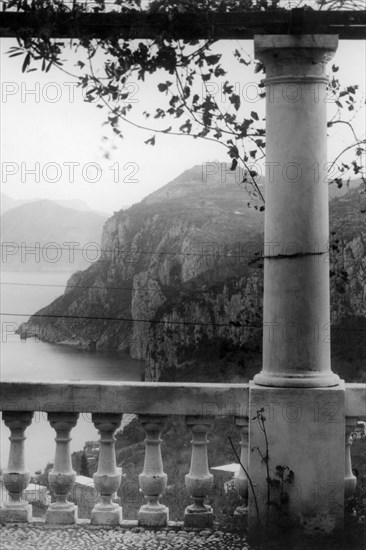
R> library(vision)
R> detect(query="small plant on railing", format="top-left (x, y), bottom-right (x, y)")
top-left (269, 465), bottom-right (295, 513)
top-left (228, 436), bottom-right (261, 524)
top-left (252, 408), bottom-right (295, 522)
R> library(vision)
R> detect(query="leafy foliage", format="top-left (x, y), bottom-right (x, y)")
top-left (4, 0), bottom-right (365, 208)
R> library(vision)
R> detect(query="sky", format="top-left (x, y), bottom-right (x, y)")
top-left (0, 36), bottom-right (365, 214)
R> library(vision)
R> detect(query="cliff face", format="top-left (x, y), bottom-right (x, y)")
top-left (20, 167), bottom-right (366, 380)
top-left (329, 188), bottom-right (366, 324)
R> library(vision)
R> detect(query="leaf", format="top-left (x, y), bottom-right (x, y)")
top-left (332, 64), bottom-right (339, 72)
top-left (251, 111), bottom-right (259, 121)
top-left (205, 54), bottom-right (221, 66)
top-left (231, 158), bottom-right (238, 171)
top-left (158, 82), bottom-right (168, 92)
top-left (183, 86), bottom-right (190, 98)
top-left (254, 62), bottom-right (264, 74)
top-left (229, 93), bottom-right (240, 111)
top-left (144, 136), bottom-right (156, 146)
top-left (270, 478), bottom-right (281, 487)
top-left (22, 53), bottom-right (31, 73)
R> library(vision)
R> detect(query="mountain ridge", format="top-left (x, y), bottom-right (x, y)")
top-left (18, 167), bottom-right (366, 381)
top-left (1, 199), bottom-right (108, 272)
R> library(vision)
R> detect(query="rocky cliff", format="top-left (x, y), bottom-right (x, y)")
top-left (20, 167), bottom-right (365, 381)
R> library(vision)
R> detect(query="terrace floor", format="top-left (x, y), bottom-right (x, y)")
top-left (0, 523), bottom-right (250, 550)
top-left (1, 522), bottom-right (365, 550)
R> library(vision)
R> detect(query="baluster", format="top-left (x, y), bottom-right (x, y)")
top-left (46, 412), bottom-right (79, 524)
top-left (345, 416), bottom-right (358, 499)
top-left (1, 411), bottom-right (33, 522)
top-left (184, 416), bottom-right (214, 528)
top-left (138, 415), bottom-right (169, 527)
top-left (233, 416), bottom-right (249, 516)
top-left (91, 413), bottom-right (122, 525)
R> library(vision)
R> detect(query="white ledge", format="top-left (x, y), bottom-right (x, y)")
top-left (0, 380), bottom-right (249, 417)
top-left (1, 380), bottom-right (363, 418)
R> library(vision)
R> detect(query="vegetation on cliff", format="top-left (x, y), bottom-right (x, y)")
top-left (20, 167), bottom-right (365, 382)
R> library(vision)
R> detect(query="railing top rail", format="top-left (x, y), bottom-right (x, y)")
top-left (0, 380), bottom-right (250, 417)
top-left (1, 380), bottom-right (364, 418)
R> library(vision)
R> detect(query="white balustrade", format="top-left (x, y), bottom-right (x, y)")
top-left (138, 415), bottom-right (169, 526)
top-left (91, 412), bottom-right (122, 525)
top-left (0, 381), bottom-right (364, 531)
top-left (46, 412), bottom-right (79, 524)
top-left (1, 411), bottom-right (33, 522)
top-left (184, 416), bottom-right (214, 528)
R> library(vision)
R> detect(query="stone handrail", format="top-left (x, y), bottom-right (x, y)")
top-left (0, 381), bottom-right (364, 528)
top-left (0, 380), bottom-right (250, 527)
top-left (0, 380), bottom-right (249, 416)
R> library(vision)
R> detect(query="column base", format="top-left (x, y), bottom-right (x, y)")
top-left (184, 504), bottom-right (213, 528)
top-left (45, 503), bottom-right (77, 524)
top-left (248, 383), bottom-right (345, 534)
top-left (91, 502), bottom-right (122, 526)
top-left (0, 502), bottom-right (32, 523)
top-left (253, 371), bottom-right (341, 388)
top-left (138, 503), bottom-right (169, 527)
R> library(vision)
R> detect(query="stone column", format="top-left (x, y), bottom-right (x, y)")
top-left (1, 411), bottom-right (33, 522)
top-left (138, 415), bottom-right (169, 527)
top-left (254, 34), bottom-right (340, 388)
top-left (233, 416), bottom-right (249, 517)
top-left (46, 412), bottom-right (79, 524)
top-left (248, 35), bottom-right (346, 533)
top-left (91, 413), bottom-right (122, 525)
top-left (184, 416), bottom-right (213, 528)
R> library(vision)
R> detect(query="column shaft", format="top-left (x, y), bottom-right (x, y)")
top-left (253, 35), bottom-right (340, 388)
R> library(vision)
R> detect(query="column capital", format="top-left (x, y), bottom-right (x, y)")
top-left (254, 34), bottom-right (338, 83)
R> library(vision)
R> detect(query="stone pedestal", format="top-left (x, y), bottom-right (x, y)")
top-left (91, 500), bottom-right (122, 526)
top-left (45, 496), bottom-right (77, 525)
top-left (1, 411), bottom-right (33, 523)
top-left (184, 416), bottom-right (214, 528)
top-left (91, 413), bottom-right (122, 526)
top-left (46, 412), bottom-right (79, 524)
top-left (344, 417), bottom-right (358, 500)
top-left (233, 417), bottom-right (249, 518)
top-left (138, 415), bottom-right (169, 527)
top-left (249, 383), bottom-right (345, 533)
